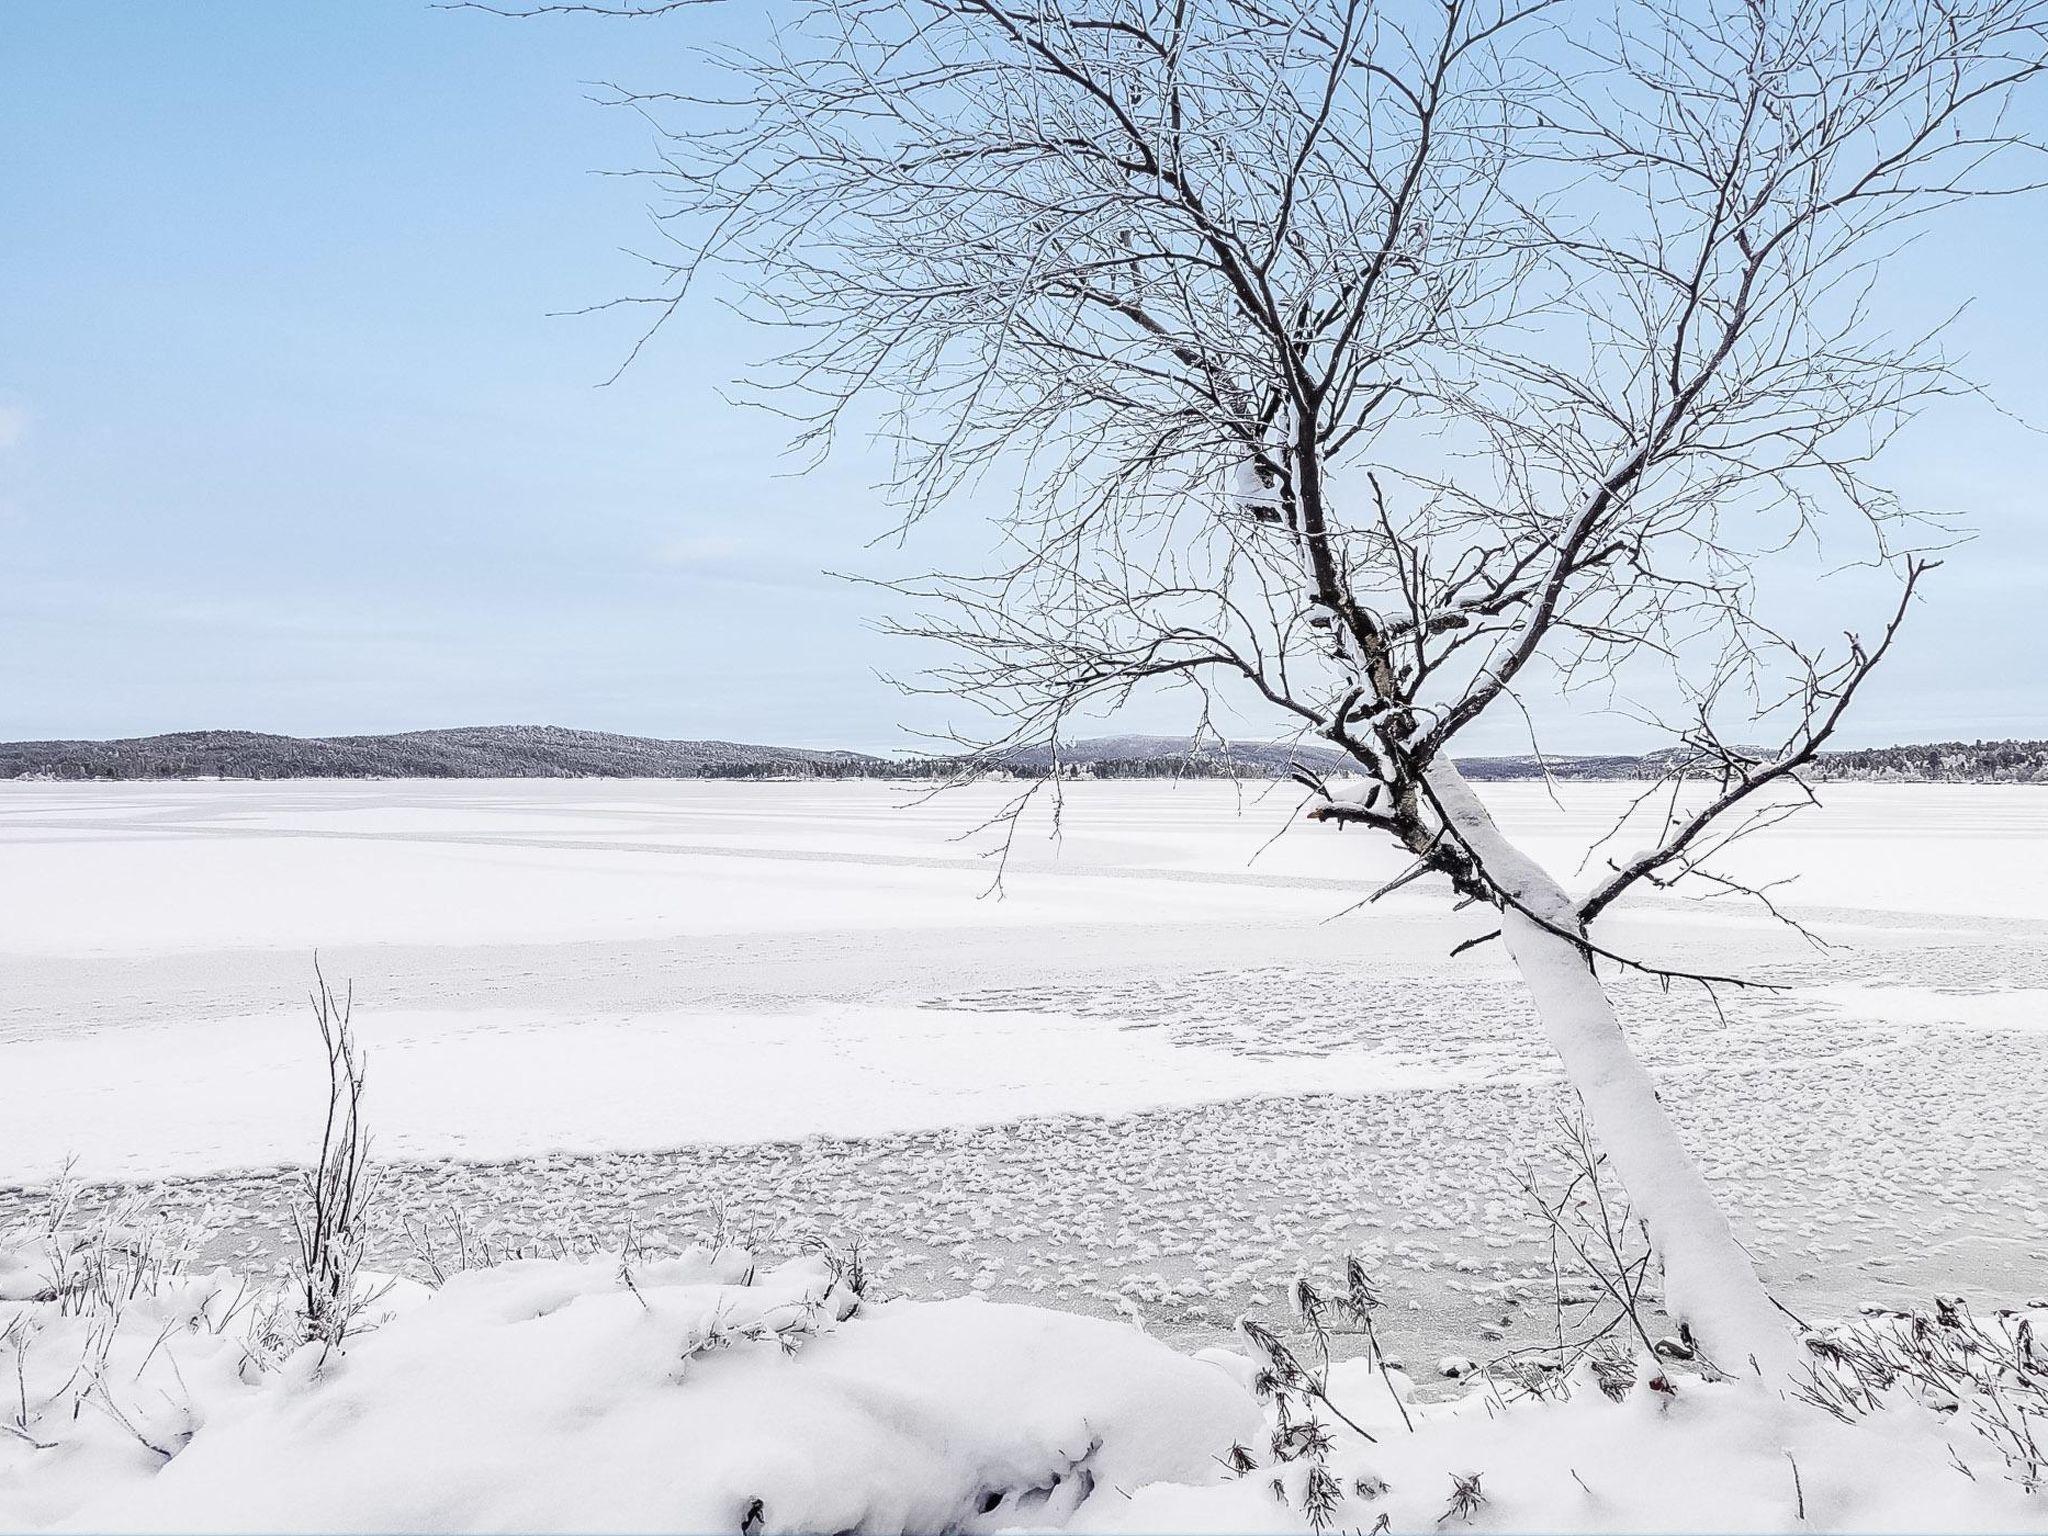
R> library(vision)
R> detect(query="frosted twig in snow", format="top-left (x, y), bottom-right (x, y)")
top-left (289, 959), bottom-right (383, 1354)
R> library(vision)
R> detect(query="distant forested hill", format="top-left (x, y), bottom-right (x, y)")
top-left (0, 728), bottom-right (1350, 782)
top-left (2, 727), bottom-right (2044, 783)
top-left (0, 727), bottom-right (899, 782)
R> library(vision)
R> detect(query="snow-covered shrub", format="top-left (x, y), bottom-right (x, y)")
top-left (1114, 1328), bottom-right (2048, 1534)
top-left (1203, 1223), bottom-right (2048, 1536)
top-left (0, 1205), bottom-right (267, 1528)
top-left (397, 1202), bottom-right (608, 1282)
top-left (1513, 1110), bottom-right (1691, 1391)
top-left (1802, 1297), bottom-right (2048, 1492)
top-left (1224, 1261), bottom-right (1419, 1531)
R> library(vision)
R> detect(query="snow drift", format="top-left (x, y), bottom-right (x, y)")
top-left (4, 1222), bottom-right (2045, 1534)
top-left (0, 1236), bottom-right (1256, 1534)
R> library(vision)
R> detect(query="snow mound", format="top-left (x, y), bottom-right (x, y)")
top-left (14, 1245), bottom-right (1258, 1534)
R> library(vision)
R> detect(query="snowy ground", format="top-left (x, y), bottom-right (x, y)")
top-left (2, 778), bottom-right (2045, 1372)
top-left (13, 1223), bottom-right (2041, 1534)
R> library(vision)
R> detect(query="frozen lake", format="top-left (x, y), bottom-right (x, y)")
top-left (3, 777), bottom-right (2044, 1362)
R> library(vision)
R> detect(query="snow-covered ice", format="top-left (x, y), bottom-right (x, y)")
top-left (2, 778), bottom-right (2045, 1530)
top-left (3, 781), bottom-right (2044, 1330)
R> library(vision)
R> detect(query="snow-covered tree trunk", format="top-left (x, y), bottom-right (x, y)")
top-left (1425, 763), bottom-right (1804, 1386)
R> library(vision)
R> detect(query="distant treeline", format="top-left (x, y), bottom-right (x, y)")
top-left (1085, 754), bottom-right (1251, 779)
top-left (1002, 741), bottom-right (2048, 784)
top-left (1803, 740), bottom-right (2048, 784)
top-left (4, 726), bottom-right (2045, 784)
top-left (686, 761), bottom-right (922, 780)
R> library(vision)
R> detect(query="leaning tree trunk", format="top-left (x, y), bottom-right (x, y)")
top-left (1423, 763), bottom-right (1804, 1386)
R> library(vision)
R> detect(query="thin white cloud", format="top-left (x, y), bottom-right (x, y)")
top-left (0, 405), bottom-right (27, 452)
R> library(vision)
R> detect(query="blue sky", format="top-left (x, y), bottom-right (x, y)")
top-left (4, 2), bottom-right (2045, 753)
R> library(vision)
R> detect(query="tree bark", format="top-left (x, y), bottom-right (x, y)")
top-left (1423, 761), bottom-right (1803, 1386)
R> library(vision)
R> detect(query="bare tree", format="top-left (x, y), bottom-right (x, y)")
top-left (554, 0), bottom-right (2047, 1382)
